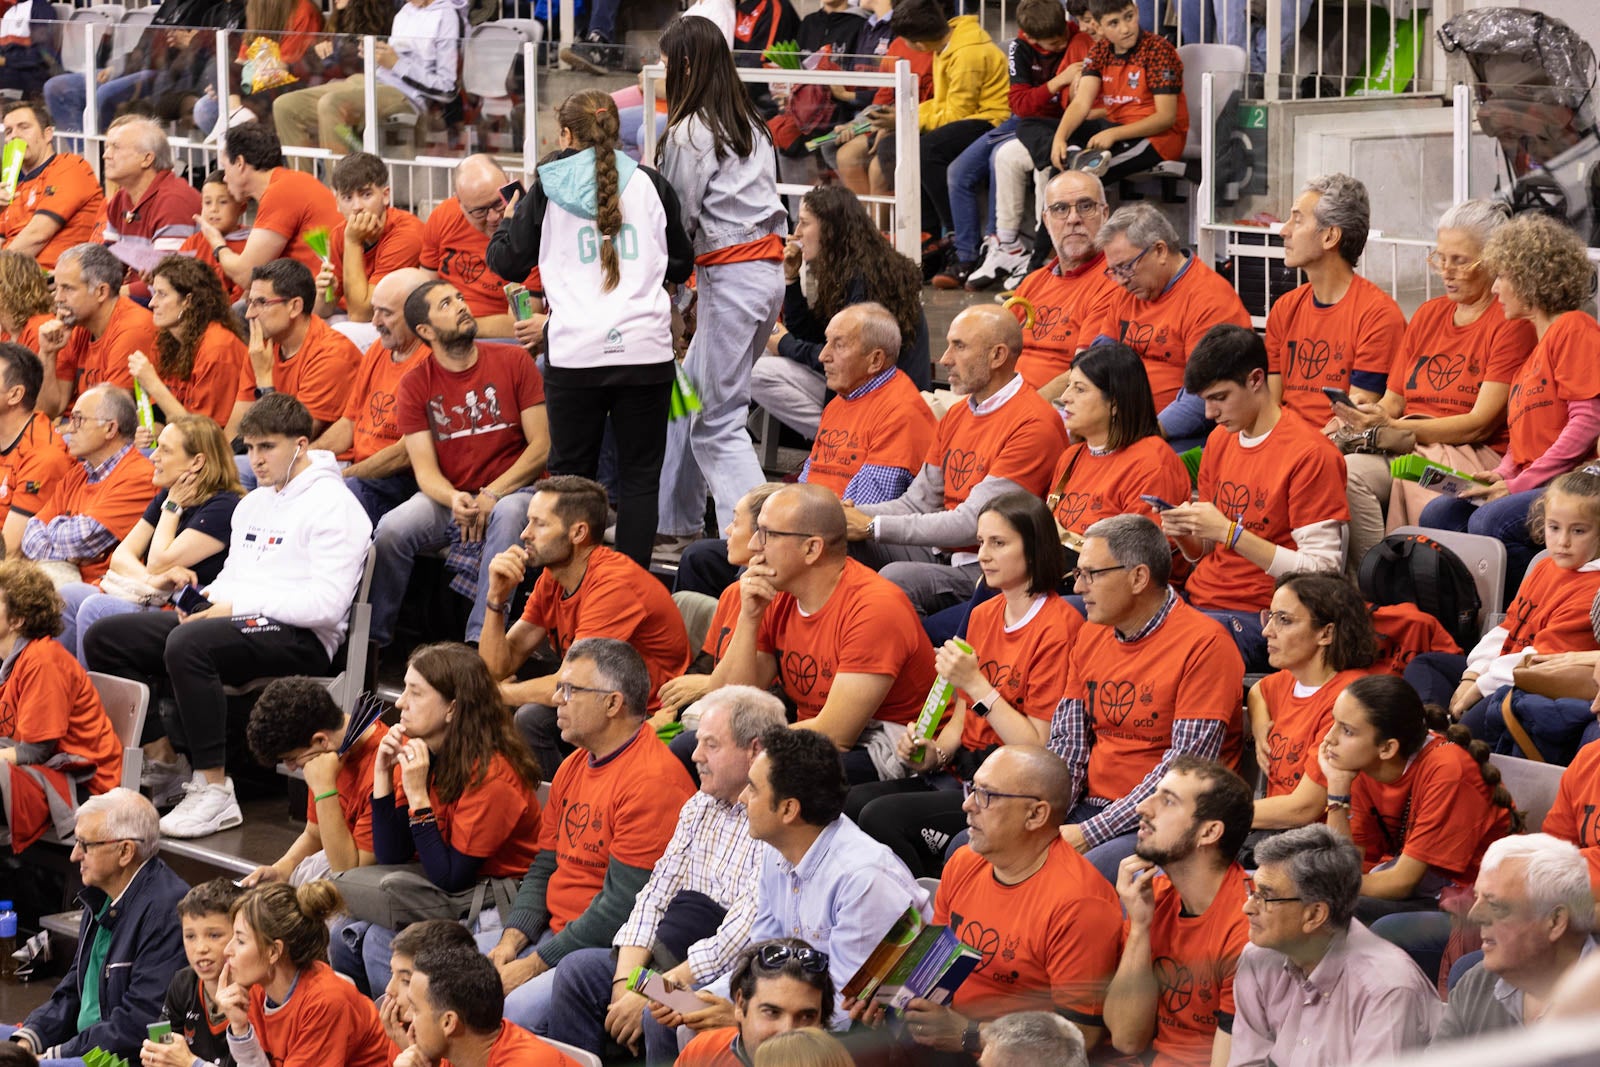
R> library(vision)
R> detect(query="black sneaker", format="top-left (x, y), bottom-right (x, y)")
top-left (932, 253), bottom-right (977, 290)
top-left (561, 31), bottom-right (622, 74)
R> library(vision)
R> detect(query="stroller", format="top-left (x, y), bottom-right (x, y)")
top-left (1438, 7), bottom-right (1600, 245)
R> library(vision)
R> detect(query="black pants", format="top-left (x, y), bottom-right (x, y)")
top-left (1073, 117), bottom-right (1168, 183)
top-left (847, 775), bottom-right (968, 879)
top-left (673, 538), bottom-right (738, 597)
top-left (544, 376), bottom-right (672, 569)
top-left (84, 612), bottom-right (331, 772)
top-left (921, 118), bottom-right (995, 237)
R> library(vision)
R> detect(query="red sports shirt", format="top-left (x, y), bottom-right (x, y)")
top-left (1252, 668), bottom-right (1370, 797)
top-left (803, 369), bottom-right (935, 497)
top-left (252, 167), bottom-right (343, 278)
top-left (1012, 254), bottom-right (1122, 388)
top-left (1541, 739), bottom-right (1600, 895)
top-left (1266, 275), bottom-right (1406, 426)
top-left (56, 296), bottom-right (158, 398)
top-left (1387, 295), bottom-right (1535, 453)
top-left (957, 592), bottom-right (1078, 753)
top-left (1138, 864), bottom-right (1251, 1067)
top-left (392, 751), bottom-right (543, 877)
top-left (1048, 436), bottom-right (1191, 537)
top-left (343, 339), bottom-right (432, 463)
top-left (1507, 311), bottom-right (1600, 467)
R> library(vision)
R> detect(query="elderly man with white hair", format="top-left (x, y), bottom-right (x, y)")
top-left (1433, 833), bottom-right (1597, 1041)
top-left (2, 788), bottom-right (189, 1060)
top-left (979, 1011), bottom-right (1088, 1067)
top-left (100, 116), bottom-right (201, 253)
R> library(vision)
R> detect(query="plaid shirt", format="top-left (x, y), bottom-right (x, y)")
top-left (1048, 588), bottom-right (1227, 848)
top-left (20, 443), bottom-right (133, 563)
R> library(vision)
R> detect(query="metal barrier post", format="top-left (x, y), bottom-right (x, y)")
top-left (1451, 81), bottom-right (1470, 204)
top-left (522, 41), bottom-right (539, 186)
top-left (1195, 72), bottom-right (1216, 263)
top-left (559, 0), bottom-right (576, 68)
top-left (362, 34), bottom-right (379, 155)
top-left (640, 64), bottom-right (659, 166)
top-left (81, 20), bottom-right (98, 167)
top-left (215, 28), bottom-right (230, 141)
top-left (890, 58), bottom-right (920, 262)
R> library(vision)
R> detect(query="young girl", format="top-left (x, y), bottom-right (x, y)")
top-left (486, 89), bottom-right (693, 568)
top-left (848, 492), bottom-right (1080, 877)
top-left (216, 881), bottom-right (393, 1067)
top-left (653, 15), bottom-right (787, 551)
top-left (1250, 573), bottom-right (1378, 829)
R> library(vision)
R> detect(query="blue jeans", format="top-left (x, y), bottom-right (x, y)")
top-left (58, 584), bottom-right (152, 664)
top-left (1368, 907), bottom-right (1452, 986)
top-left (348, 472), bottom-right (419, 527)
top-left (1196, 606), bottom-right (1269, 673)
top-left (44, 69), bottom-right (159, 133)
top-left (948, 118), bottom-right (1018, 262)
top-left (1159, 389), bottom-right (1211, 450)
top-left (0, 1025), bottom-right (86, 1066)
top-left (618, 105), bottom-right (668, 160)
top-left (542, 948), bottom-right (684, 1059)
top-left (1417, 486), bottom-right (1541, 601)
top-left (474, 927), bottom-right (559, 1034)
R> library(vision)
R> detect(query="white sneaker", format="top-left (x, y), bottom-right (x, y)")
top-left (969, 241), bottom-right (1031, 292)
top-left (159, 774), bottom-right (243, 838)
top-left (1002, 257), bottom-right (1037, 291)
top-left (141, 754), bottom-right (193, 810)
top-left (962, 235), bottom-right (1003, 289)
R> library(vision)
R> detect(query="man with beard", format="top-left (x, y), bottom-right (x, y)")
top-left (1105, 755), bottom-right (1253, 1067)
top-left (1015, 171), bottom-right (1122, 391)
top-left (479, 475), bottom-right (690, 778)
top-left (369, 280), bottom-right (550, 650)
top-left (35, 243), bottom-right (158, 416)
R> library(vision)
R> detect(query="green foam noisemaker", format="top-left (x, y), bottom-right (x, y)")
top-left (303, 227), bottom-right (334, 301)
top-left (1389, 453), bottom-right (1479, 497)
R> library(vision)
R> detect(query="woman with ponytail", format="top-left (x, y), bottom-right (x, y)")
top-left (215, 881), bottom-right (393, 1067)
top-left (487, 89), bottom-right (692, 568)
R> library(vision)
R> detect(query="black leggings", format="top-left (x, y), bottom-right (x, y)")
top-left (847, 775), bottom-right (968, 879)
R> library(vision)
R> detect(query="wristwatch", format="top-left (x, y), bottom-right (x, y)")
top-left (961, 1020), bottom-right (981, 1055)
top-left (161, 499), bottom-right (181, 516)
top-left (253, 385), bottom-right (275, 399)
top-left (969, 691), bottom-right (995, 718)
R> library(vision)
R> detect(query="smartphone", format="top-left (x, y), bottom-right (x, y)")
top-left (504, 283), bottom-right (538, 322)
top-left (626, 966), bottom-right (706, 1015)
top-left (1321, 386), bottom-right (1356, 408)
top-left (498, 180), bottom-right (525, 206)
top-left (171, 585), bottom-right (213, 615)
top-left (147, 1021), bottom-right (173, 1044)
top-left (1140, 494), bottom-right (1178, 512)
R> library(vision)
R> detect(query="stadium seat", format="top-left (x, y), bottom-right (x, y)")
top-left (59, 7), bottom-right (118, 75)
top-left (1390, 525), bottom-right (1506, 639)
top-left (542, 1039), bottom-right (602, 1067)
top-left (88, 670), bottom-right (150, 792)
top-left (1119, 43), bottom-right (1248, 189)
top-left (463, 23), bottom-right (525, 134)
top-left (106, 5), bottom-right (156, 79)
top-left (917, 876), bottom-right (941, 898)
top-left (1489, 752), bottom-right (1563, 832)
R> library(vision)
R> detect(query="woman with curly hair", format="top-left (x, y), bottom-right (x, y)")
top-left (0, 248), bottom-right (54, 351)
top-left (130, 255), bottom-right (251, 434)
top-left (1419, 213), bottom-right (1600, 594)
top-left (752, 183), bottom-right (931, 437)
top-left (0, 559), bottom-right (123, 798)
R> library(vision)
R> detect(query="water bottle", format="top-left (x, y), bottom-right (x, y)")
top-left (0, 900), bottom-right (17, 980)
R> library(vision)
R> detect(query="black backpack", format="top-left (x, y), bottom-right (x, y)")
top-left (1357, 533), bottom-right (1483, 652)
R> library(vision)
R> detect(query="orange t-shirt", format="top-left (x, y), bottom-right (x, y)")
top-left (392, 751), bottom-right (543, 877)
top-left (327, 207), bottom-right (426, 308)
top-left (0, 312), bottom-right (51, 353)
top-left (755, 558), bottom-right (936, 726)
top-left (1498, 559), bottom-right (1600, 656)
top-left (179, 231), bottom-right (247, 303)
top-left (675, 1028), bottom-right (741, 1067)
top-left (343, 339), bottom-right (432, 463)
top-left (1387, 295), bottom-right (1535, 453)
top-left (520, 547), bottom-right (691, 713)
top-left (1252, 668), bottom-right (1369, 798)
top-left (246, 961), bottom-right (392, 1067)
top-left (702, 581), bottom-right (741, 663)
top-left (1013, 253), bottom-right (1123, 388)
top-left (1084, 256), bottom-right (1252, 410)
top-left (31, 447), bottom-right (155, 584)
top-left (1048, 436), bottom-right (1191, 537)
top-left (246, 314), bottom-right (362, 424)
top-left (419, 198), bottom-right (520, 320)
top-left (0, 636), bottom-right (121, 794)
top-left (1541, 739), bottom-right (1600, 895)
top-left (252, 167), bottom-right (343, 279)
top-left (304, 721), bottom-right (388, 853)
top-left (484, 1019), bottom-right (583, 1067)
top-left (2, 152), bottom-right (104, 269)
top-left (1507, 311), bottom-right (1600, 467)
top-left (1266, 275), bottom-right (1406, 427)
top-left (938, 837), bottom-right (1120, 1023)
top-left (1068, 598), bottom-right (1245, 801)
top-left (928, 378), bottom-right (1069, 528)
top-left (162, 322), bottom-right (250, 428)
top-left (1185, 414), bottom-right (1348, 613)
top-left (802, 369), bottom-right (936, 498)
top-left (0, 410), bottom-right (69, 521)
top-left (540, 724), bottom-right (694, 930)
top-left (1139, 864), bottom-right (1250, 1067)
top-left (1370, 601), bottom-right (1459, 676)
top-left (957, 593), bottom-right (1078, 753)
top-left (56, 297), bottom-right (159, 398)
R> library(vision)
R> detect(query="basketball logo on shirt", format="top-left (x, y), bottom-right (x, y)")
top-left (368, 391), bottom-right (397, 434)
top-left (1214, 481), bottom-right (1251, 519)
top-left (1098, 680), bottom-right (1136, 726)
top-left (955, 917), bottom-right (1001, 971)
top-left (980, 659), bottom-right (1021, 696)
top-left (944, 449), bottom-right (980, 492)
top-left (1055, 491), bottom-right (1091, 530)
top-left (0, 696), bottom-right (14, 737)
top-left (1284, 338), bottom-right (1332, 382)
top-left (438, 248), bottom-right (487, 285)
top-left (1424, 353), bottom-right (1467, 391)
top-left (1579, 803), bottom-right (1599, 847)
top-left (784, 651), bottom-right (820, 695)
top-left (562, 801), bottom-right (598, 846)
top-left (1153, 955), bottom-right (1193, 1014)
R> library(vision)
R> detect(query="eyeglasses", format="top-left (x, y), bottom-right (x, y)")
top-left (1245, 883), bottom-right (1303, 906)
top-left (1043, 198), bottom-right (1104, 220)
top-left (66, 412), bottom-right (112, 429)
top-left (1104, 245), bottom-right (1153, 282)
top-left (754, 525), bottom-right (815, 548)
top-left (73, 836), bottom-right (132, 852)
top-left (1069, 564), bottom-right (1127, 587)
top-left (245, 297), bottom-right (291, 311)
top-left (553, 681), bottom-right (615, 702)
top-left (755, 943), bottom-right (830, 973)
top-left (1259, 610), bottom-right (1302, 630)
top-left (463, 199), bottom-right (505, 222)
top-left (962, 782), bottom-right (1044, 810)
top-left (1426, 249), bottom-right (1482, 276)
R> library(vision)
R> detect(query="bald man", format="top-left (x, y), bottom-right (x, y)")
top-left (843, 304), bottom-right (1069, 613)
top-left (707, 483), bottom-right (937, 784)
top-left (419, 154), bottom-right (519, 337)
top-left (310, 268), bottom-right (435, 523)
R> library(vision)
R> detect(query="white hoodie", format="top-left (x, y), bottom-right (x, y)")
top-left (205, 451), bottom-right (373, 659)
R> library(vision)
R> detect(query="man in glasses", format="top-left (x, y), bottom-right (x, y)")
top-left (3, 789), bottom-right (189, 1061)
top-left (243, 258), bottom-right (363, 440)
top-left (1016, 170), bottom-right (1122, 390)
top-left (1048, 513), bottom-right (1244, 883)
top-left (419, 154), bottom-right (530, 339)
top-left (674, 939), bottom-right (835, 1066)
top-left (35, 242), bottom-right (157, 417)
top-left (1230, 824), bottom-right (1441, 1066)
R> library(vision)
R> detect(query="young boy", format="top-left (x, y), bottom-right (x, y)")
top-left (144, 879), bottom-right (244, 1067)
top-left (177, 172), bottom-right (249, 304)
top-left (316, 152), bottom-right (424, 323)
top-left (1050, 0), bottom-right (1188, 184)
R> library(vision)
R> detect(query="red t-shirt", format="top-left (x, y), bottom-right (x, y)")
top-left (1498, 559), bottom-right (1600, 656)
top-left (520, 547), bottom-right (691, 713)
top-left (327, 207), bottom-right (426, 308)
top-left (252, 167), bottom-right (344, 278)
top-left (937, 837), bottom-right (1121, 1023)
top-left (957, 593), bottom-right (1078, 753)
top-left (246, 961), bottom-right (392, 1067)
top-left (1266, 275), bottom-right (1407, 427)
top-left (1081, 31), bottom-right (1188, 160)
top-left (1068, 599), bottom-right (1245, 801)
top-left (483, 1019), bottom-right (583, 1067)
top-left (675, 1028), bottom-right (741, 1067)
top-left (163, 322), bottom-right (250, 428)
top-left (1542, 739), bottom-right (1600, 896)
top-left (56, 297), bottom-right (158, 398)
top-left (179, 230), bottom-right (247, 304)
top-left (540, 725), bottom-right (694, 929)
top-left (393, 751), bottom-right (543, 877)
top-left (1370, 601), bottom-right (1460, 676)
top-left (104, 168), bottom-right (202, 246)
top-left (245, 314), bottom-right (363, 425)
top-left (1048, 436), bottom-right (1191, 537)
top-left (0, 410), bottom-right (69, 521)
top-left (755, 558), bottom-right (936, 727)
top-left (1139, 864), bottom-right (1251, 1067)
top-left (1507, 311), bottom-right (1600, 467)
top-left (0, 636), bottom-right (121, 794)
top-left (1012, 254), bottom-right (1123, 388)
top-left (1252, 668), bottom-right (1369, 798)
top-left (31, 447), bottom-right (155, 584)
top-left (395, 343), bottom-right (545, 491)
top-left (1084, 257), bottom-right (1252, 410)
top-left (1387, 295), bottom-right (1535, 453)
top-left (702, 582), bottom-right (741, 663)
top-left (2, 152), bottom-right (104, 269)
top-left (344, 339), bottom-right (432, 463)
top-left (0, 312), bottom-right (51, 354)
top-left (802, 369), bottom-right (935, 497)
top-left (304, 721), bottom-right (388, 853)
top-left (1185, 414), bottom-right (1349, 613)
top-left (419, 198), bottom-right (520, 320)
